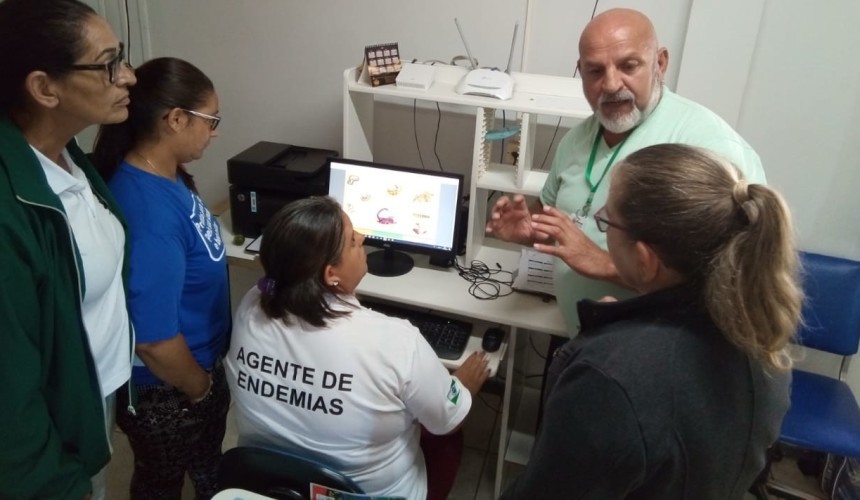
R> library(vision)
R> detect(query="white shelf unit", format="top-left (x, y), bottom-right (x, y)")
top-left (467, 107), bottom-right (549, 262)
top-left (343, 63), bottom-right (592, 264)
top-left (342, 64), bottom-right (586, 496)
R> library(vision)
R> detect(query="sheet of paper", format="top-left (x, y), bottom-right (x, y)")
top-left (512, 248), bottom-right (555, 296)
top-left (245, 235), bottom-right (262, 254)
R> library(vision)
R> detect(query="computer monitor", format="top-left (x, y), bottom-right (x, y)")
top-left (327, 158), bottom-right (464, 277)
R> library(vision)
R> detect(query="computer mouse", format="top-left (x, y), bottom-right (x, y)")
top-left (482, 327), bottom-right (505, 353)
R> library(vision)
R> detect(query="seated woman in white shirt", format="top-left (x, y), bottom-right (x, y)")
top-left (225, 196), bottom-right (490, 500)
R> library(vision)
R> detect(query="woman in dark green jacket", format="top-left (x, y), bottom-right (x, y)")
top-left (0, 0), bottom-right (137, 498)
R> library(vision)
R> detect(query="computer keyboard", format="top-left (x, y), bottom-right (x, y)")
top-left (362, 300), bottom-right (472, 360)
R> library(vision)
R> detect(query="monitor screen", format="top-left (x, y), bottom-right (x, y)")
top-left (327, 158), bottom-right (463, 277)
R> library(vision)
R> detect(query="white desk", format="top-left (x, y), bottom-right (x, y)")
top-left (218, 210), bottom-right (567, 495)
top-left (220, 210), bottom-right (564, 333)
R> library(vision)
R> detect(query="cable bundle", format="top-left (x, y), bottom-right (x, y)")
top-left (453, 259), bottom-right (514, 300)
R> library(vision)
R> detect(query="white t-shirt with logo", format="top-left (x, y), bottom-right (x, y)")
top-left (226, 289), bottom-right (471, 500)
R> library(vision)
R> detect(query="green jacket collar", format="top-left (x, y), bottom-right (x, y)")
top-left (0, 117), bottom-right (126, 224)
top-left (0, 117), bottom-right (67, 210)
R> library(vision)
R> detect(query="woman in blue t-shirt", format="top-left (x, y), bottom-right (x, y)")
top-left (93, 57), bottom-right (230, 499)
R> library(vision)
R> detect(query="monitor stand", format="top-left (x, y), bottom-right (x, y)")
top-left (366, 247), bottom-right (414, 277)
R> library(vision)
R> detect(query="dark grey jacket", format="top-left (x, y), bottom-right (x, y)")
top-left (502, 285), bottom-right (790, 499)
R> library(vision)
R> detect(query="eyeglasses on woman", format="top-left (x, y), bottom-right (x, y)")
top-left (67, 42), bottom-right (131, 84)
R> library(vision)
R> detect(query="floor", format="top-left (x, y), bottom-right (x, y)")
top-left (104, 389), bottom-right (827, 500)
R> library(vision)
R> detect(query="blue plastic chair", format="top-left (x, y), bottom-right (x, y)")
top-left (765, 251), bottom-right (860, 498)
top-left (218, 446), bottom-right (364, 500)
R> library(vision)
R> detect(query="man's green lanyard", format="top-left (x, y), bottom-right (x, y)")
top-left (578, 128), bottom-right (630, 217)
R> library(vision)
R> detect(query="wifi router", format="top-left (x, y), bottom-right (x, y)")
top-left (457, 68), bottom-right (513, 100)
top-left (454, 18), bottom-right (518, 101)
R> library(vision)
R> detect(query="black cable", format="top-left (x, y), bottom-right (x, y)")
top-left (450, 55), bottom-right (477, 68)
top-left (412, 100), bottom-right (426, 169)
top-left (408, 60), bottom-right (464, 171)
top-left (124, 0), bottom-right (131, 64)
top-left (538, 116), bottom-right (562, 171)
top-left (528, 333), bottom-right (547, 360)
top-left (433, 102), bottom-right (443, 171)
top-left (453, 259), bottom-right (514, 300)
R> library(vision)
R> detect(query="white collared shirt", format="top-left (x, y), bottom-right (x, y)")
top-left (33, 146), bottom-right (131, 397)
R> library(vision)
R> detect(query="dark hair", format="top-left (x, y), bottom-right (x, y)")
top-left (92, 57), bottom-right (214, 191)
top-left (259, 196), bottom-right (353, 327)
top-left (0, 0), bottom-right (97, 114)
top-left (614, 144), bottom-right (802, 369)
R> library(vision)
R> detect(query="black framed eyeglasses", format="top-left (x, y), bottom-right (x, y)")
top-left (67, 42), bottom-right (130, 84)
top-left (594, 205), bottom-right (628, 233)
top-left (181, 109), bottom-right (221, 131)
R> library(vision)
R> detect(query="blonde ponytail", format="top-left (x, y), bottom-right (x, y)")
top-left (616, 144), bottom-right (802, 370)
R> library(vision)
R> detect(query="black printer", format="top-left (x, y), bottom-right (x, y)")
top-left (228, 141), bottom-right (338, 237)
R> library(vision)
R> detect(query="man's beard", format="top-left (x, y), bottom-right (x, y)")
top-left (596, 66), bottom-right (663, 134)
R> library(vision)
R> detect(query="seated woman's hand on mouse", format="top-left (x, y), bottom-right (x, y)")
top-left (453, 352), bottom-right (490, 396)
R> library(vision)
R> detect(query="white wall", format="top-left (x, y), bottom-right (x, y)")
top-left (87, 0), bottom-right (530, 205)
top-left (676, 0), bottom-right (766, 127)
top-left (738, 0), bottom-right (860, 259)
top-left (680, 0), bottom-right (860, 393)
top-left (680, 0), bottom-right (860, 259)
top-left (524, 0), bottom-right (692, 87)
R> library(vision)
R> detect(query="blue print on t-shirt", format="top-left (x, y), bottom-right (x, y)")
top-left (189, 192), bottom-right (224, 261)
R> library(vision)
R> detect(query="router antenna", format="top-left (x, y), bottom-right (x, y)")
top-left (454, 18), bottom-right (478, 70)
top-left (504, 22), bottom-right (519, 74)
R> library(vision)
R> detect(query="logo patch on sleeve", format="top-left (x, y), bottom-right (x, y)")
top-left (447, 378), bottom-right (461, 405)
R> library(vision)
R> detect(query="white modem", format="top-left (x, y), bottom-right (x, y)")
top-left (396, 62), bottom-right (436, 91)
top-left (454, 18), bottom-right (518, 100)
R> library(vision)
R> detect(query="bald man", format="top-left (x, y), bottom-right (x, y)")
top-left (487, 8), bottom-right (765, 332)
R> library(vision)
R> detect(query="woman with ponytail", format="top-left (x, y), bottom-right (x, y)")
top-left (93, 57), bottom-right (230, 499)
top-left (502, 143), bottom-right (802, 500)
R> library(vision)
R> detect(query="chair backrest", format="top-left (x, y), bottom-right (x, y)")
top-left (796, 251), bottom-right (860, 356)
top-left (218, 446), bottom-right (363, 500)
